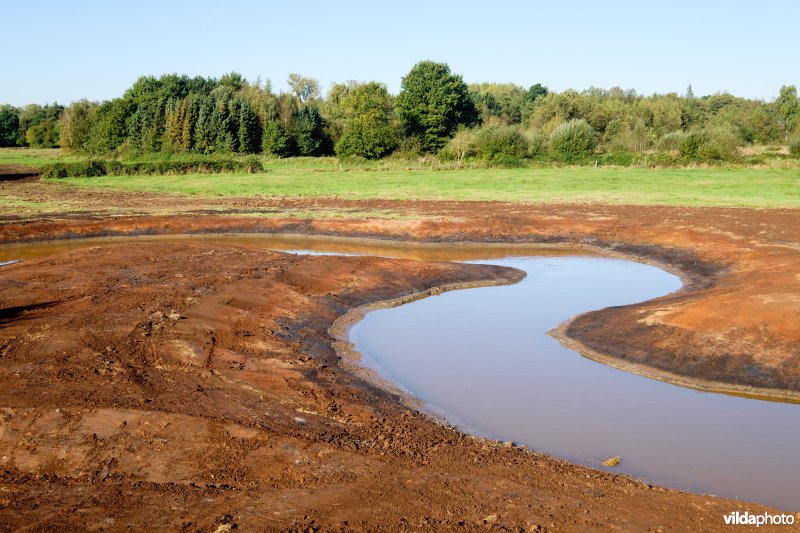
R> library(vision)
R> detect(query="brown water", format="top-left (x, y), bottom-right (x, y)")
top-left (0, 234), bottom-right (596, 263)
top-left (2, 234), bottom-right (799, 510)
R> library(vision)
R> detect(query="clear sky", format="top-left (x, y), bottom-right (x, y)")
top-left (3, 0), bottom-right (798, 106)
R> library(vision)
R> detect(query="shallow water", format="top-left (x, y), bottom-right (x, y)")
top-left (0, 233), bottom-right (595, 264)
top-left (351, 256), bottom-right (800, 511)
top-left (2, 234), bottom-right (799, 510)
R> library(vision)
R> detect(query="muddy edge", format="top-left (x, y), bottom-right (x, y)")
top-left (4, 213), bottom-right (798, 401)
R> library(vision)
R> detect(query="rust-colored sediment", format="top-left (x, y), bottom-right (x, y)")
top-left (1, 186), bottom-right (799, 530)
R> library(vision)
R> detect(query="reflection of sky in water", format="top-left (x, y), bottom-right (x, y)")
top-left (4, 235), bottom-right (799, 510)
top-left (352, 256), bottom-right (800, 512)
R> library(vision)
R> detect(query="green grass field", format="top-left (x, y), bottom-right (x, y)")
top-left (0, 148), bottom-right (83, 167)
top-left (2, 148), bottom-right (799, 208)
top-left (48, 167), bottom-right (800, 208)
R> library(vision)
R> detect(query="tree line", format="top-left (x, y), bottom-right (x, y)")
top-left (1, 61), bottom-right (799, 162)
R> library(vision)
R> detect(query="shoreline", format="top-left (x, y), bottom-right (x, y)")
top-left (3, 228), bottom-right (796, 402)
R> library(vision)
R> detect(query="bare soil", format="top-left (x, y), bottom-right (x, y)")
top-left (1, 183), bottom-right (799, 530)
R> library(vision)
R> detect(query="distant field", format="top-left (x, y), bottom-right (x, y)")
top-left (2, 148), bottom-right (799, 208)
top-left (49, 166), bottom-right (800, 208)
top-left (0, 148), bottom-right (84, 167)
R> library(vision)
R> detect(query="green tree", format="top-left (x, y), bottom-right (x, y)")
top-left (25, 120), bottom-right (59, 147)
top-left (777, 85), bottom-right (799, 139)
top-left (469, 82), bottom-right (526, 124)
top-left (164, 99), bottom-right (188, 151)
top-left (59, 100), bottom-right (97, 151)
top-left (321, 81), bottom-right (359, 145)
top-left (0, 105), bottom-right (20, 147)
top-left (293, 106), bottom-right (328, 156)
top-left (288, 73), bottom-right (321, 103)
top-left (443, 126), bottom-right (478, 165)
top-left (210, 100), bottom-right (236, 152)
top-left (335, 82), bottom-right (399, 159)
top-left (262, 121), bottom-right (292, 157)
top-left (237, 99), bottom-right (260, 153)
top-left (396, 61), bottom-right (477, 152)
top-left (193, 100), bottom-right (213, 153)
top-left (86, 98), bottom-right (131, 153)
top-left (525, 83), bottom-right (549, 103)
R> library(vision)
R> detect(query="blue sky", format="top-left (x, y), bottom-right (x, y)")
top-left (3, 0), bottom-right (798, 105)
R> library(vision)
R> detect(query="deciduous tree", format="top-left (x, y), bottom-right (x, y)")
top-left (396, 61), bottom-right (477, 152)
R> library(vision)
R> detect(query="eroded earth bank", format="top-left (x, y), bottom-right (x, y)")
top-left (1, 189), bottom-right (800, 530)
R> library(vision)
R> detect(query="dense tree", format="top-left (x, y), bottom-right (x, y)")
top-left (87, 99), bottom-right (131, 152)
top-left (25, 120), bottom-right (59, 147)
top-left (16, 104), bottom-right (63, 146)
top-left (164, 99), bottom-right (188, 151)
top-left (237, 99), bottom-right (260, 153)
top-left (60, 100), bottom-right (97, 151)
top-left (210, 100), bottom-right (236, 153)
top-left (335, 82), bottom-right (398, 159)
top-left (262, 121), bottom-right (292, 156)
top-left (525, 83), bottom-right (549, 103)
top-left (292, 106), bottom-right (329, 156)
top-left (396, 61), bottom-right (477, 152)
top-left (469, 83), bottom-right (527, 124)
top-left (193, 100), bottom-right (213, 153)
top-left (0, 105), bottom-right (20, 147)
top-left (777, 85), bottom-right (799, 139)
top-left (321, 81), bottom-right (359, 145)
top-left (6, 69), bottom-right (796, 163)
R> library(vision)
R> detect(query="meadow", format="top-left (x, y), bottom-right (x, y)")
top-left (2, 148), bottom-right (799, 208)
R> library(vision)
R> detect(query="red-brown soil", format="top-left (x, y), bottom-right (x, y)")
top-left (3, 196), bottom-right (799, 396)
top-left (0, 242), bottom-right (783, 532)
top-left (1, 184), bottom-right (799, 530)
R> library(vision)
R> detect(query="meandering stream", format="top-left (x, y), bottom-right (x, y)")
top-left (2, 234), bottom-right (798, 510)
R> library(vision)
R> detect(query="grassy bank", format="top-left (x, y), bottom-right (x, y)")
top-left (51, 166), bottom-right (800, 208)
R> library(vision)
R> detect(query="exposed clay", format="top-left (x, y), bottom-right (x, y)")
top-left (2, 200), bottom-right (799, 397)
top-left (1, 184), bottom-right (800, 529)
top-left (1, 242), bottom-right (782, 531)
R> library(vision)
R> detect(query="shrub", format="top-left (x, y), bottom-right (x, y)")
top-left (521, 128), bottom-right (546, 156)
top-left (607, 120), bottom-right (652, 153)
top-left (679, 130), bottom-right (710, 158)
top-left (392, 136), bottom-right (423, 159)
top-left (679, 126), bottom-right (740, 160)
top-left (704, 124), bottom-right (741, 159)
top-left (243, 155), bottom-right (262, 173)
top-left (485, 154), bottom-right (527, 168)
top-left (550, 119), bottom-right (597, 157)
top-left (475, 125), bottom-right (530, 161)
top-left (790, 138), bottom-right (800, 158)
top-left (441, 127), bottom-right (478, 164)
top-left (41, 156), bottom-right (256, 178)
top-left (658, 131), bottom-right (685, 152)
